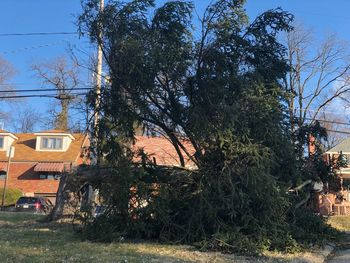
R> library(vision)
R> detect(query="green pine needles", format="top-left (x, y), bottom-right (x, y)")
top-left (76, 0), bottom-right (339, 255)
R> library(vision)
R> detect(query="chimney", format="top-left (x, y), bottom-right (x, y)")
top-left (308, 134), bottom-right (316, 156)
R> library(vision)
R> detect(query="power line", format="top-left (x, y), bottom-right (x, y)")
top-left (0, 32), bottom-right (78, 37)
top-left (1, 40), bottom-right (69, 55)
top-left (327, 129), bottom-right (350, 135)
top-left (0, 82), bottom-right (91, 87)
top-left (0, 93), bottom-right (88, 99)
top-left (306, 118), bottom-right (350, 126)
top-left (0, 88), bottom-right (93, 93)
top-left (304, 118), bottom-right (350, 134)
top-left (293, 107), bottom-right (347, 117)
top-left (0, 83), bottom-right (39, 86)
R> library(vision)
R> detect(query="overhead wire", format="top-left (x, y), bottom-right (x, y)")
top-left (0, 93), bottom-right (89, 99)
top-left (0, 88), bottom-right (93, 93)
top-left (0, 40), bottom-right (70, 55)
top-left (327, 129), bottom-right (350, 135)
top-left (0, 83), bottom-right (40, 86)
top-left (0, 32), bottom-right (78, 37)
top-left (0, 32), bottom-right (86, 55)
top-left (292, 107), bottom-right (349, 117)
top-left (306, 118), bottom-right (350, 126)
top-left (0, 82), bottom-right (92, 87)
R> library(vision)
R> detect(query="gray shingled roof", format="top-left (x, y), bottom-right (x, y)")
top-left (327, 137), bottom-right (350, 153)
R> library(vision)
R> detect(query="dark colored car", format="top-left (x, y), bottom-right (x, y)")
top-left (15, 196), bottom-right (53, 214)
top-left (93, 205), bottom-right (107, 218)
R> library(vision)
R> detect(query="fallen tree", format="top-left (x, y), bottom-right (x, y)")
top-left (71, 0), bottom-right (340, 255)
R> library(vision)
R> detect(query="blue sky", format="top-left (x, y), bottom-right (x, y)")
top-left (0, 1), bottom-right (88, 83)
top-left (245, 1), bottom-right (350, 38)
top-left (0, 0), bottom-right (349, 131)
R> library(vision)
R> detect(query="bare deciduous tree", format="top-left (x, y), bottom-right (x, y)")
top-left (9, 104), bottom-right (42, 133)
top-left (31, 56), bottom-right (80, 131)
top-left (0, 56), bottom-right (15, 88)
top-left (0, 56), bottom-right (17, 128)
top-left (285, 26), bottom-right (350, 133)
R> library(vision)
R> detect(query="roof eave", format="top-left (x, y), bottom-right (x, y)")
top-left (0, 133), bottom-right (18, 140)
top-left (34, 133), bottom-right (75, 140)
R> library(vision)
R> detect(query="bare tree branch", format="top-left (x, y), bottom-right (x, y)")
top-left (31, 56), bottom-right (82, 131)
top-left (285, 26), bottom-right (350, 133)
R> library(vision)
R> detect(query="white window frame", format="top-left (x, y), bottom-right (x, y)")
top-left (40, 137), bottom-right (63, 150)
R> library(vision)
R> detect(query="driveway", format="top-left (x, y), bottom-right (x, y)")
top-left (328, 248), bottom-right (350, 262)
top-left (327, 235), bottom-right (350, 263)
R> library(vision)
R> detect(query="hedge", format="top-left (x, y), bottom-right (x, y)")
top-left (0, 188), bottom-right (23, 206)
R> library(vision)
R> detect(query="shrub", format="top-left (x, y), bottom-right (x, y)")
top-left (290, 208), bottom-right (340, 247)
top-left (0, 188), bottom-right (23, 206)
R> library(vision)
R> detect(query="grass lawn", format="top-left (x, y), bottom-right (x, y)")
top-left (0, 212), bottom-right (327, 263)
top-left (328, 215), bottom-right (350, 232)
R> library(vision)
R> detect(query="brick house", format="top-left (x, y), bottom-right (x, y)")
top-left (325, 138), bottom-right (350, 182)
top-left (317, 138), bottom-right (350, 215)
top-left (0, 132), bottom-right (190, 206)
top-left (133, 135), bottom-right (196, 169)
top-left (0, 129), bottom-right (89, 203)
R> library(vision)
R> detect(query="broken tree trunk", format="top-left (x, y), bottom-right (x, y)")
top-left (47, 172), bottom-right (68, 221)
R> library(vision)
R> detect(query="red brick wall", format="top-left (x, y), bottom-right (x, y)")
top-left (0, 162), bottom-right (60, 195)
top-left (308, 134), bottom-right (316, 156)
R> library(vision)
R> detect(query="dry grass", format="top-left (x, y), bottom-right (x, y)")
top-left (0, 212), bottom-right (326, 263)
top-left (328, 215), bottom-right (350, 232)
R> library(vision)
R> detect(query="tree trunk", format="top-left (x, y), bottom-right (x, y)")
top-left (47, 173), bottom-right (68, 221)
top-left (55, 99), bottom-right (69, 130)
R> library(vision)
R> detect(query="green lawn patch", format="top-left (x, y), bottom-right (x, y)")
top-left (0, 211), bottom-right (44, 224)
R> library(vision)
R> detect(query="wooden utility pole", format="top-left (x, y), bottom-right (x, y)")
top-left (1, 146), bottom-right (14, 210)
top-left (94, 0), bottom-right (104, 164)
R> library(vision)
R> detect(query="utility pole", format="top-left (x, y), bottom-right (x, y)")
top-left (94, 0), bottom-right (104, 164)
top-left (1, 146), bottom-right (14, 210)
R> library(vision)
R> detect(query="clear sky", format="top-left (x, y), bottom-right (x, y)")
top-left (0, 1), bottom-right (88, 83)
top-left (0, 0), bottom-right (349, 131)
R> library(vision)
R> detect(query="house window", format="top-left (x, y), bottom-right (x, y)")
top-left (41, 137), bottom-right (63, 150)
top-left (0, 172), bottom-right (5, 180)
top-left (39, 173), bottom-right (61, 180)
top-left (0, 137), bottom-right (4, 149)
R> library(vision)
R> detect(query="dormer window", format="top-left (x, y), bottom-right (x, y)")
top-left (41, 137), bottom-right (63, 150)
top-left (0, 131), bottom-right (18, 151)
top-left (34, 130), bottom-right (75, 152)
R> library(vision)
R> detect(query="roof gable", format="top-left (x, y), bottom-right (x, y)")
top-left (133, 136), bottom-right (196, 169)
top-left (326, 137), bottom-right (350, 153)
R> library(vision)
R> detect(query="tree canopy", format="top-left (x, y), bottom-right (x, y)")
top-left (79, 0), bottom-right (293, 168)
top-left (76, 0), bottom-right (338, 255)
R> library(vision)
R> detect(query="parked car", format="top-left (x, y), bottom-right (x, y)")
top-left (93, 205), bottom-right (107, 218)
top-left (15, 196), bottom-right (53, 214)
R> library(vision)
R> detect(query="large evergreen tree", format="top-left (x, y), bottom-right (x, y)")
top-left (79, 0), bottom-right (293, 169)
top-left (77, 0), bottom-right (337, 254)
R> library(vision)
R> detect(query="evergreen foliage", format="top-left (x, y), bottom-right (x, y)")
top-left (77, 0), bottom-right (339, 255)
